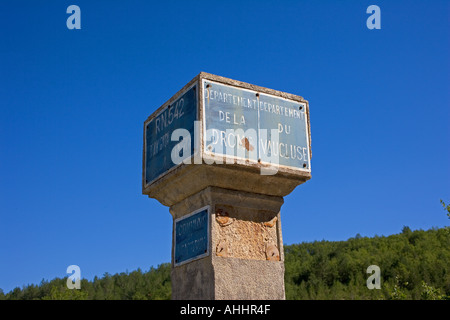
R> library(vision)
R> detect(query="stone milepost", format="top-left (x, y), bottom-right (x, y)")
top-left (142, 72), bottom-right (312, 299)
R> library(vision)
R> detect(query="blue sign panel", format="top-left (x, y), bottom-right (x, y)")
top-left (145, 85), bottom-right (197, 185)
top-left (203, 81), bottom-right (258, 160)
top-left (174, 207), bottom-right (209, 266)
top-left (202, 80), bottom-right (310, 171)
top-left (258, 93), bottom-right (310, 170)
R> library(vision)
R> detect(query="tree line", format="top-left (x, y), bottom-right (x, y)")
top-left (1, 226), bottom-right (448, 300)
top-left (284, 226), bottom-right (449, 299)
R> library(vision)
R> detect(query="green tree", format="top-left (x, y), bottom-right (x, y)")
top-left (420, 281), bottom-right (444, 300)
top-left (441, 199), bottom-right (450, 219)
top-left (389, 276), bottom-right (408, 300)
top-left (42, 286), bottom-right (88, 300)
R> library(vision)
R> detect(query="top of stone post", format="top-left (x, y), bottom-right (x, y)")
top-left (142, 72), bottom-right (312, 207)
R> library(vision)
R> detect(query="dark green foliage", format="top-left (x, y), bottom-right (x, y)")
top-left (284, 227), bottom-right (450, 300)
top-left (2, 227), bottom-right (449, 300)
top-left (2, 263), bottom-right (171, 300)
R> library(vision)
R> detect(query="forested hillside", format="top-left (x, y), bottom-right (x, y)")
top-left (1, 227), bottom-right (449, 300)
top-left (284, 226), bottom-right (449, 299)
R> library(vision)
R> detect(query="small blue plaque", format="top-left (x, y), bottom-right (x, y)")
top-left (174, 206), bottom-right (209, 266)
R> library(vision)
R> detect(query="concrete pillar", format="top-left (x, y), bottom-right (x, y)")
top-left (142, 72), bottom-right (312, 300)
top-left (170, 187), bottom-right (285, 300)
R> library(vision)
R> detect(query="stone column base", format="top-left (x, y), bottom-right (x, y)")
top-left (170, 186), bottom-right (285, 300)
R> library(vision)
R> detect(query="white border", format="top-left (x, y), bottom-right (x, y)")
top-left (201, 79), bottom-right (311, 173)
top-left (173, 205), bottom-right (210, 267)
top-left (143, 82), bottom-right (198, 188)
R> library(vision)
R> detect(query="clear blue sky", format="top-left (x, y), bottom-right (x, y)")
top-left (0, 1), bottom-right (448, 293)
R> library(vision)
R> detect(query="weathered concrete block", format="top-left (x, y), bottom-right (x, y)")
top-left (170, 187), bottom-right (285, 300)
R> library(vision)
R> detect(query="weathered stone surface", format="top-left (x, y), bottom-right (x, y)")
top-left (265, 244), bottom-right (280, 261)
top-left (170, 187), bottom-right (285, 300)
top-left (214, 207), bottom-right (279, 261)
top-left (170, 256), bottom-right (214, 300)
top-left (146, 163), bottom-right (309, 207)
top-left (213, 257), bottom-right (285, 300)
top-left (215, 239), bottom-right (228, 257)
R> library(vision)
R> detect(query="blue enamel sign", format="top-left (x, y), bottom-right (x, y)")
top-left (174, 207), bottom-right (209, 266)
top-left (144, 84), bottom-right (197, 185)
top-left (202, 80), bottom-right (310, 171)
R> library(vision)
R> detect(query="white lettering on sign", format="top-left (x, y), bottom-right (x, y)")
top-left (179, 235), bottom-right (207, 256)
top-left (205, 128), bottom-right (258, 165)
top-left (259, 139), bottom-right (307, 161)
top-left (148, 98), bottom-right (187, 161)
top-left (155, 98), bottom-right (185, 134)
top-left (219, 110), bottom-right (246, 125)
top-left (203, 80), bottom-right (310, 175)
top-left (176, 213), bottom-right (207, 236)
top-left (174, 207), bottom-right (210, 266)
top-left (204, 88), bottom-right (304, 120)
top-left (147, 132), bottom-right (170, 159)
